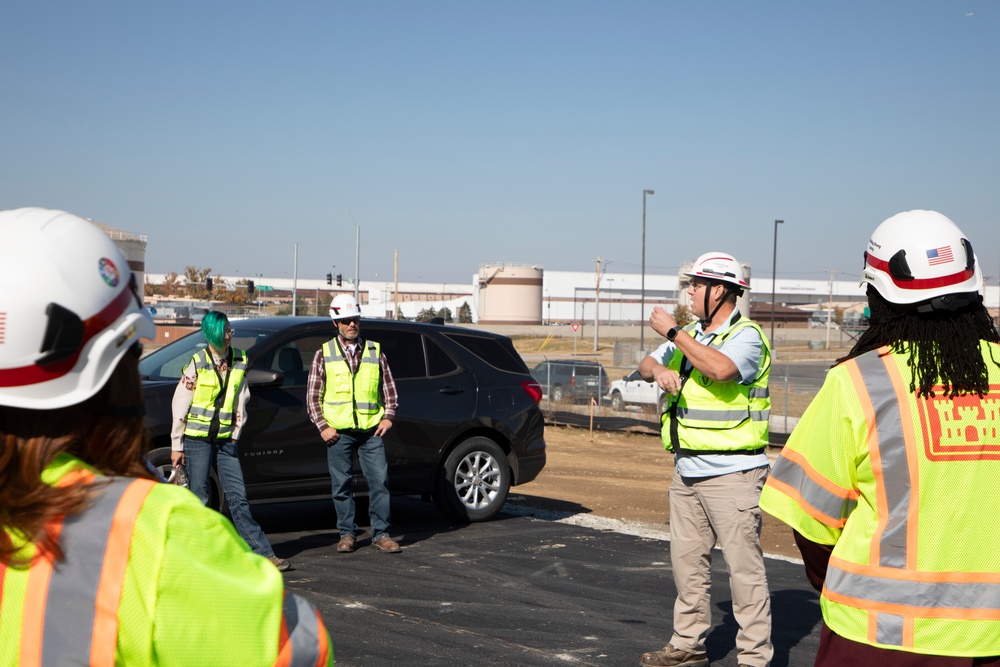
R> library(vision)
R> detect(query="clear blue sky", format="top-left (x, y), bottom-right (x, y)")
top-left (3, 1), bottom-right (998, 285)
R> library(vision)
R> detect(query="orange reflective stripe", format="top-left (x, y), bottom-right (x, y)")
top-left (91, 479), bottom-right (156, 667)
top-left (315, 609), bottom-right (331, 666)
top-left (20, 517), bottom-right (66, 667)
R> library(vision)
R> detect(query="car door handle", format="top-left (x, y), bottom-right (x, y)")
top-left (439, 385), bottom-right (466, 395)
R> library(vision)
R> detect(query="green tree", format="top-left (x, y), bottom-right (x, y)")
top-left (457, 301), bottom-right (473, 323)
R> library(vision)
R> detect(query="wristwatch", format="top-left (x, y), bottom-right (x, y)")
top-left (666, 325), bottom-right (682, 341)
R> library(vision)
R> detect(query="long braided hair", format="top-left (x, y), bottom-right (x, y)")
top-left (838, 286), bottom-right (1000, 398)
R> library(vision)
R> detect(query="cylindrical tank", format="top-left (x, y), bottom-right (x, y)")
top-left (677, 260), bottom-right (752, 320)
top-left (91, 220), bottom-right (148, 304)
top-left (477, 263), bottom-right (543, 324)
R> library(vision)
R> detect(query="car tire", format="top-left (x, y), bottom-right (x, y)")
top-left (146, 446), bottom-right (227, 514)
top-left (433, 437), bottom-right (511, 523)
top-left (657, 394), bottom-right (669, 417)
top-left (552, 385), bottom-right (565, 402)
top-left (610, 391), bottom-right (624, 411)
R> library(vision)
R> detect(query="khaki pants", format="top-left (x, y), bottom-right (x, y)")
top-left (668, 465), bottom-right (773, 667)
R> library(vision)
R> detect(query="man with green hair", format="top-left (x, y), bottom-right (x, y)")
top-left (171, 311), bottom-right (290, 571)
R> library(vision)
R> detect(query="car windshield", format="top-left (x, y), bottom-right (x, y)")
top-left (139, 326), bottom-right (271, 380)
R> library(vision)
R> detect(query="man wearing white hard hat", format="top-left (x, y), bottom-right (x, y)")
top-left (0, 208), bottom-right (333, 665)
top-left (761, 211), bottom-right (1000, 666)
top-left (307, 294), bottom-right (401, 553)
top-left (638, 252), bottom-right (773, 667)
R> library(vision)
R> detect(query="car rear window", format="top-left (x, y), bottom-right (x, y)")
top-left (443, 333), bottom-right (528, 374)
top-left (575, 367), bottom-right (601, 377)
top-left (365, 329), bottom-right (458, 380)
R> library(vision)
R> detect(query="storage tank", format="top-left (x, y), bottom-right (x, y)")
top-left (90, 219), bottom-right (148, 304)
top-left (477, 263), bottom-right (543, 324)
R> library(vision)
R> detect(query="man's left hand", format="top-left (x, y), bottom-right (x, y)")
top-left (374, 419), bottom-right (393, 438)
top-left (650, 306), bottom-right (678, 338)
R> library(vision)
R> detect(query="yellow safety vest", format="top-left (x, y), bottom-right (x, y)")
top-left (0, 454), bottom-right (333, 666)
top-left (660, 316), bottom-right (771, 454)
top-left (761, 343), bottom-right (1000, 657)
top-left (184, 347), bottom-right (247, 441)
top-left (321, 339), bottom-right (385, 431)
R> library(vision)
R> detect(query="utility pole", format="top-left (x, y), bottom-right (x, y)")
top-left (593, 256), bottom-right (605, 351)
top-left (393, 249), bottom-right (400, 320)
top-left (826, 269), bottom-right (839, 350)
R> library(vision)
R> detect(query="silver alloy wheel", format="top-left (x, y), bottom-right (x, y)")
top-left (453, 448), bottom-right (503, 510)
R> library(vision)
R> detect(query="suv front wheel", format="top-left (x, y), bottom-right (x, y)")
top-left (433, 437), bottom-right (511, 523)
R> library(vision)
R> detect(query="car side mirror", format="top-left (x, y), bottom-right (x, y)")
top-left (246, 368), bottom-right (284, 388)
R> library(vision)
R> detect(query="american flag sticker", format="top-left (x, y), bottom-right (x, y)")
top-left (926, 246), bottom-right (954, 266)
top-left (0, 312), bottom-right (5, 344)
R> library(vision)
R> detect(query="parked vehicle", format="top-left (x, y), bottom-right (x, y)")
top-left (607, 369), bottom-right (667, 414)
top-left (139, 317), bottom-right (546, 522)
top-left (530, 359), bottom-right (609, 403)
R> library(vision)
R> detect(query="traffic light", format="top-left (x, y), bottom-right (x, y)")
top-left (326, 273), bottom-right (333, 285)
top-left (336, 273), bottom-right (343, 286)
top-left (247, 280), bottom-right (255, 292)
top-left (205, 277), bottom-right (213, 293)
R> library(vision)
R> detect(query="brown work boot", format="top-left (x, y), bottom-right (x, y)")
top-left (268, 555), bottom-right (292, 572)
top-left (371, 535), bottom-right (402, 553)
top-left (337, 535), bottom-right (355, 553)
top-left (639, 644), bottom-right (708, 667)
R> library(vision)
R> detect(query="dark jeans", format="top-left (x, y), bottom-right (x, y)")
top-left (183, 437), bottom-right (275, 558)
top-left (326, 429), bottom-right (392, 541)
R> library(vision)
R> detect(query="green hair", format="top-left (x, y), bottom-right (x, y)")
top-left (201, 311), bottom-right (229, 349)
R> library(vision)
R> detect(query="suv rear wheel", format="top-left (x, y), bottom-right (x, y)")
top-left (433, 437), bottom-right (511, 522)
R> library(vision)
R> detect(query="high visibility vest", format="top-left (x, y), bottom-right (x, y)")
top-left (321, 339), bottom-right (385, 431)
top-left (660, 316), bottom-right (771, 454)
top-left (0, 454), bottom-right (333, 666)
top-left (184, 347), bottom-right (247, 441)
top-left (760, 343), bottom-right (1000, 657)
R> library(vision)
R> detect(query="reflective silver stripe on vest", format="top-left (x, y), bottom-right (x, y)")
top-left (826, 566), bottom-right (1000, 612)
top-left (675, 408), bottom-right (769, 423)
top-left (826, 352), bottom-right (919, 647)
top-left (41, 477), bottom-right (135, 665)
top-left (749, 387), bottom-right (770, 399)
top-left (770, 459), bottom-right (857, 524)
top-left (854, 352), bottom-right (911, 568)
top-left (187, 406), bottom-right (235, 420)
top-left (282, 592), bottom-right (324, 666)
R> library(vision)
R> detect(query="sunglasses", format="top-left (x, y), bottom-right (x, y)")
top-left (338, 317), bottom-right (361, 325)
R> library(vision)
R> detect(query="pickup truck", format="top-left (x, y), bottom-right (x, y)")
top-left (607, 369), bottom-right (668, 414)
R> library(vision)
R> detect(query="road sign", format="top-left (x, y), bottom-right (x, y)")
top-left (570, 322), bottom-right (580, 332)
top-left (256, 285), bottom-right (273, 291)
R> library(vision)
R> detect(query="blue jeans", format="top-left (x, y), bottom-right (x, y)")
top-left (183, 437), bottom-right (275, 558)
top-left (326, 430), bottom-right (392, 540)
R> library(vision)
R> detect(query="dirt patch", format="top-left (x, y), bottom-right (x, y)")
top-left (506, 423), bottom-right (802, 561)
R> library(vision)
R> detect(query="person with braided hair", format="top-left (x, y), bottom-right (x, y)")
top-left (761, 210), bottom-right (1000, 666)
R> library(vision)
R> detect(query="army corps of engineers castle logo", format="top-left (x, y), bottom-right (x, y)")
top-left (917, 387), bottom-right (1000, 461)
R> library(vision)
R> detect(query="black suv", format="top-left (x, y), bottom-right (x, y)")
top-left (530, 359), bottom-right (609, 403)
top-left (139, 317), bottom-right (546, 522)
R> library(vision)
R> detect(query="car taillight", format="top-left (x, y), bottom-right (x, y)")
top-left (569, 375), bottom-right (576, 386)
top-left (521, 380), bottom-right (543, 404)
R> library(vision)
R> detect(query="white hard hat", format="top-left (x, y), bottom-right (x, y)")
top-left (862, 210), bottom-right (982, 312)
top-left (0, 208), bottom-right (155, 409)
top-left (329, 294), bottom-right (362, 320)
top-left (684, 252), bottom-right (750, 292)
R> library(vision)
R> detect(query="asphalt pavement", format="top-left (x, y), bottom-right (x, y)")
top-left (255, 497), bottom-right (822, 667)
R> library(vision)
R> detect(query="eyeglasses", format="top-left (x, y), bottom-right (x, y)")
top-left (338, 317), bottom-right (361, 325)
top-left (690, 281), bottom-right (712, 291)
top-left (224, 327), bottom-right (235, 335)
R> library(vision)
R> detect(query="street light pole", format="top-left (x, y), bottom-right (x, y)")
top-left (640, 189), bottom-right (655, 354)
top-left (770, 219), bottom-right (783, 348)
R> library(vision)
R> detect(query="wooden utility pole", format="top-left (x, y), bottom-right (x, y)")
top-left (593, 256), bottom-right (605, 351)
